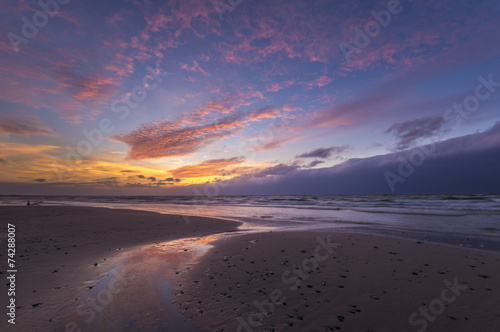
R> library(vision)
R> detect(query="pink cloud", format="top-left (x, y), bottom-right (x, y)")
top-left (104, 53), bottom-right (135, 77)
top-left (180, 60), bottom-right (208, 75)
top-left (145, 14), bottom-right (174, 32)
top-left (113, 104), bottom-right (297, 160)
top-left (305, 75), bottom-right (334, 89)
top-left (266, 79), bottom-right (295, 92)
top-left (215, 1), bottom-right (350, 65)
top-left (170, 157), bottom-right (244, 178)
top-left (252, 136), bottom-right (298, 151)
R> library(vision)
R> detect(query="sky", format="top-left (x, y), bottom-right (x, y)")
top-left (0, 0), bottom-right (499, 195)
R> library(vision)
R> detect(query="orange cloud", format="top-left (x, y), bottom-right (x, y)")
top-left (170, 157), bottom-right (244, 178)
top-left (113, 98), bottom-right (296, 159)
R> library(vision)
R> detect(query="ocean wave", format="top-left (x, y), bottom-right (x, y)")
top-left (351, 208), bottom-right (469, 217)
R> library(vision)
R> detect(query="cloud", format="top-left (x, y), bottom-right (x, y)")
top-left (252, 136), bottom-right (297, 151)
top-left (4, 123), bottom-right (499, 195)
top-left (113, 104), bottom-right (295, 160)
top-left (32, 178), bottom-right (46, 182)
top-left (304, 81), bottom-right (412, 132)
top-left (213, 122), bottom-right (500, 195)
top-left (180, 60), bottom-right (208, 75)
top-left (386, 116), bottom-right (446, 150)
top-left (0, 32), bottom-right (128, 123)
top-left (297, 145), bottom-right (351, 159)
top-left (307, 160), bottom-right (325, 167)
top-left (216, 1), bottom-right (350, 65)
top-left (0, 114), bottom-right (58, 137)
top-left (339, 2), bottom-right (500, 74)
top-left (124, 181), bottom-right (170, 188)
top-left (164, 177), bottom-right (181, 182)
top-left (305, 75), bottom-right (334, 89)
top-left (170, 157), bottom-right (244, 178)
top-left (137, 175), bottom-right (146, 179)
top-left (266, 79), bottom-right (295, 92)
top-left (147, 176), bottom-right (157, 182)
top-left (246, 163), bottom-right (299, 179)
top-left (0, 158), bottom-right (7, 165)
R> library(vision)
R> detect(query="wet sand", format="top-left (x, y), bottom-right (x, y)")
top-left (1, 206), bottom-right (499, 332)
top-left (0, 206), bottom-right (240, 332)
top-left (175, 231), bottom-right (500, 332)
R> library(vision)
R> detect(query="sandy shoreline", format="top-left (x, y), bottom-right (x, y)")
top-left (175, 231), bottom-right (500, 331)
top-left (0, 206), bottom-right (240, 332)
top-left (1, 206), bottom-right (499, 331)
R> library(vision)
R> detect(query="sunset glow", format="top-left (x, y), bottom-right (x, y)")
top-left (1, 0), bottom-right (499, 195)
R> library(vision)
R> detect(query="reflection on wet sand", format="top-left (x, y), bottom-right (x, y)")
top-left (50, 232), bottom-right (248, 332)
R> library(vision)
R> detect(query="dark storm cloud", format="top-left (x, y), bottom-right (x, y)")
top-left (386, 116), bottom-right (445, 150)
top-left (308, 160), bottom-right (325, 167)
top-left (296, 145), bottom-right (351, 159)
top-left (216, 122), bottom-right (500, 194)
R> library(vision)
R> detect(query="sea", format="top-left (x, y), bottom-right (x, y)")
top-left (2, 194), bottom-right (500, 251)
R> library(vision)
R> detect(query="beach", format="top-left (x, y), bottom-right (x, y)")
top-left (175, 231), bottom-right (500, 331)
top-left (0, 206), bottom-right (239, 331)
top-left (1, 206), bottom-right (499, 331)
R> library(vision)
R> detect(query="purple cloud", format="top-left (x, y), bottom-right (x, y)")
top-left (386, 116), bottom-right (446, 150)
top-left (307, 160), bottom-right (325, 167)
top-left (0, 114), bottom-right (58, 137)
top-left (213, 122), bottom-right (500, 194)
top-left (297, 145), bottom-right (351, 159)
